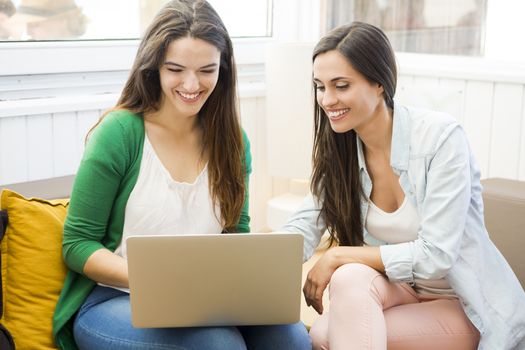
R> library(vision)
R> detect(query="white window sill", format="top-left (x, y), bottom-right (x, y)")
top-left (0, 37), bottom-right (271, 76)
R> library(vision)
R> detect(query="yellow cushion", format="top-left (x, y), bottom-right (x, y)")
top-left (0, 189), bottom-right (68, 350)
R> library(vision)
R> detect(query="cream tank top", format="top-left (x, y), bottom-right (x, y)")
top-left (103, 136), bottom-right (223, 292)
top-left (366, 197), bottom-right (455, 296)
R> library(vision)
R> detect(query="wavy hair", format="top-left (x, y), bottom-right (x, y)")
top-left (93, 0), bottom-right (245, 231)
top-left (311, 22), bottom-right (397, 246)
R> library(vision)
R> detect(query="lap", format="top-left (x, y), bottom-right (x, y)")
top-left (311, 296), bottom-right (478, 350)
top-left (311, 264), bottom-right (479, 350)
top-left (74, 286), bottom-right (310, 350)
top-left (384, 298), bottom-right (479, 350)
top-left (239, 322), bottom-right (311, 350)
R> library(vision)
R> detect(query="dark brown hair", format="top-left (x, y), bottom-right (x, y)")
top-left (93, 0), bottom-right (246, 231)
top-left (311, 22), bottom-right (397, 246)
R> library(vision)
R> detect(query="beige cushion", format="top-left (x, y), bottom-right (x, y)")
top-left (481, 178), bottom-right (525, 289)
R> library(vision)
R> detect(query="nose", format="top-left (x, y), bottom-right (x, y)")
top-left (182, 72), bottom-right (199, 92)
top-left (320, 89), bottom-right (337, 107)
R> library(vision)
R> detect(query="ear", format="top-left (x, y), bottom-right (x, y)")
top-left (376, 83), bottom-right (384, 96)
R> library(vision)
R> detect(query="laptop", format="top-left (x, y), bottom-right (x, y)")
top-left (126, 232), bottom-right (304, 328)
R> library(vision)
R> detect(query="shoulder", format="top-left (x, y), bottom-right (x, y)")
top-left (401, 105), bottom-right (461, 155)
top-left (89, 109), bottom-right (144, 145)
top-left (404, 105), bottom-right (458, 134)
top-left (98, 109), bottom-right (144, 136)
top-left (85, 109), bottom-right (145, 162)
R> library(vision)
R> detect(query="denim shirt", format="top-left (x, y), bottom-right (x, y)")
top-left (282, 104), bottom-right (525, 349)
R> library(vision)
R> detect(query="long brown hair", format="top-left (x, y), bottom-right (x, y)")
top-left (311, 22), bottom-right (397, 246)
top-left (93, 0), bottom-right (246, 231)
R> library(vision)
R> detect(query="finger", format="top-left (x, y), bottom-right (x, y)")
top-left (304, 274), bottom-right (317, 302)
top-left (312, 289), bottom-right (324, 314)
top-left (303, 280), bottom-right (312, 306)
top-left (313, 279), bottom-right (328, 314)
top-left (312, 297), bottom-right (322, 314)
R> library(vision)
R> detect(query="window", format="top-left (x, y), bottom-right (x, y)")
top-left (0, 0), bottom-right (272, 41)
top-left (324, 0), bottom-right (487, 57)
top-left (323, 0), bottom-right (525, 62)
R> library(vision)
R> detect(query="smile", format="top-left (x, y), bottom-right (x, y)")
top-left (326, 108), bottom-right (350, 121)
top-left (177, 91), bottom-right (202, 102)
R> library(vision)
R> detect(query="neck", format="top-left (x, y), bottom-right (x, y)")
top-left (147, 100), bottom-right (200, 137)
top-left (356, 104), bottom-right (393, 160)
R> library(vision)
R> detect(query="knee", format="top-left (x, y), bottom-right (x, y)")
top-left (282, 323), bottom-right (311, 350)
top-left (201, 327), bottom-right (247, 350)
top-left (329, 263), bottom-right (379, 292)
top-left (290, 322), bottom-right (312, 350)
top-left (309, 319), bottom-right (328, 350)
top-left (250, 323), bottom-right (311, 350)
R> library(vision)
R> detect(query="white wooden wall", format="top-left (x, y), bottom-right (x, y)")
top-left (396, 75), bottom-right (525, 181)
top-left (0, 110), bottom-right (100, 185)
top-left (1, 56), bottom-right (525, 231)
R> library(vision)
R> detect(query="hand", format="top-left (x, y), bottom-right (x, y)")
top-left (303, 249), bottom-right (338, 314)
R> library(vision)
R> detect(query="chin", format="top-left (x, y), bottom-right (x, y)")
top-left (329, 123), bottom-right (352, 134)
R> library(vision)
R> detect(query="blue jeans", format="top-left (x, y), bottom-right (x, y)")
top-left (73, 286), bottom-right (312, 350)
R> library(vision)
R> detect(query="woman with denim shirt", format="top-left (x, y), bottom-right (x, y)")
top-left (283, 22), bottom-right (525, 350)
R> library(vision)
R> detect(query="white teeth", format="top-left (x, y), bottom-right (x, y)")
top-left (179, 91), bottom-right (200, 100)
top-left (327, 109), bottom-right (349, 118)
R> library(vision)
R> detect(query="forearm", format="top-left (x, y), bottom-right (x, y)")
top-left (330, 246), bottom-right (385, 273)
top-left (83, 248), bottom-right (129, 288)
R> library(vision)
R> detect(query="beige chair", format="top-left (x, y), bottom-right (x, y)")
top-left (481, 178), bottom-right (525, 289)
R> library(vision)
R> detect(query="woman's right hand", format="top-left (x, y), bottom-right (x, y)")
top-left (303, 248), bottom-right (339, 314)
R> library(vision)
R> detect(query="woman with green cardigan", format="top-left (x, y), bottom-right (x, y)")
top-left (52, 1), bottom-right (310, 350)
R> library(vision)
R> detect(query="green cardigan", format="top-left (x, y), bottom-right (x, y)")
top-left (52, 110), bottom-right (252, 350)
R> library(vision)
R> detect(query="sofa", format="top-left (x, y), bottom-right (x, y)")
top-left (0, 176), bottom-right (524, 349)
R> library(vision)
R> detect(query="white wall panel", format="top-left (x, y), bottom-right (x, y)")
top-left (438, 78), bottom-right (466, 125)
top-left (76, 110), bottom-right (100, 160)
top-left (0, 117), bottom-right (28, 184)
top-left (463, 81), bottom-right (494, 178)
top-left (396, 75), bottom-right (414, 103)
top-left (396, 76), bottom-right (440, 108)
top-left (52, 112), bottom-right (79, 177)
top-left (397, 76), bottom-right (465, 126)
top-left (27, 114), bottom-right (54, 181)
top-left (489, 83), bottom-right (523, 178)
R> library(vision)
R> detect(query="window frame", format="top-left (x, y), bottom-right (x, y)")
top-left (0, 37), bottom-right (277, 76)
top-left (0, 0), bottom-right (322, 76)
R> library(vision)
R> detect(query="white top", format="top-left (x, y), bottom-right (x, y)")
top-left (366, 197), bottom-right (419, 243)
top-left (118, 135), bottom-right (223, 257)
top-left (103, 136), bottom-right (223, 292)
top-left (366, 196), bottom-right (454, 296)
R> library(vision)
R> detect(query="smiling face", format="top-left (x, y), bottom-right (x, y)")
top-left (158, 36), bottom-right (221, 119)
top-left (313, 50), bottom-right (385, 134)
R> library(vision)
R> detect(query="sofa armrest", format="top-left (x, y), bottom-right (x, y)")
top-left (481, 178), bottom-right (525, 289)
top-left (0, 175), bottom-right (74, 200)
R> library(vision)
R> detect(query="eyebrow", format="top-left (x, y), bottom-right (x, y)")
top-left (313, 77), bottom-right (348, 83)
top-left (164, 62), bottom-right (219, 69)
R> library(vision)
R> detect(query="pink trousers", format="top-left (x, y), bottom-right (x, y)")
top-left (310, 263), bottom-right (480, 350)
